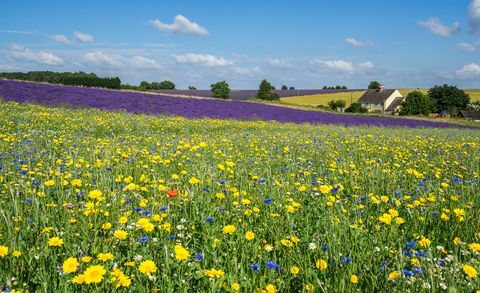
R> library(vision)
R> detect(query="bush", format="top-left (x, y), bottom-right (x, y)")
top-left (188, 86), bottom-right (197, 90)
top-left (328, 100), bottom-right (346, 111)
top-left (211, 81), bottom-right (230, 99)
top-left (345, 103), bottom-right (367, 113)
top-left (256, 79), bottom-right (279, 101)
top-left (428, 84), bottom-right (469, 114)
top-left (399, 91), bottom-right (435, 116)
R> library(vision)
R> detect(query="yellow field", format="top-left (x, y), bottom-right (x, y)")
top-left (280, 91), bottom-right (365, 106)
top-left (281, 89), bottom-right (480, 107)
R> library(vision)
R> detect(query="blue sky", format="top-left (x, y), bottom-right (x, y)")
top-left (1, 0), bottom-right (479, 89)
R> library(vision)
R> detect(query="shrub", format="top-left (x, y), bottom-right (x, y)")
top-left (211, 81), bottom-right (230, 99)
top-left (256, 79), bottom-right (279, 101)
top-left (345, 103), bottom-right (367, 113)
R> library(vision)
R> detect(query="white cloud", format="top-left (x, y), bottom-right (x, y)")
top-left (457, 42), bottom-right (477, 51)
top-left (231, 66), bottom-right (262, 76)
top-left (469, 0), bottom-right (480, 34)
top-left (0, 29), bottom-right (35, 35)
top-left (74, 31), bottom-right (94, 43)
top-left (346, 37), bottom-right (373, 47)
top-left (311, 59), bottom-right (355, 74)
top-left (266, 58), bottom-right (292, 68)
top-left (173, 53), bottom-right (232, 67)
top-left (83, 51), bottom-right (123, 68)
top-left (130, 55), bottom-right (161, 69)
top-left (455, 63), bottom-right (480, 79)
top-left (418, 18), bottom-right (460, 37)
top-left (50, 34), bottom-right (71, 44)
top-left (82, 51), bottom-right (161, 69)
top-left (149, 15), bottom-right (208, 36)
top-left (358, 61), bottom-right (375, 70)
top-left (9, 44), bottom-right (63, 65)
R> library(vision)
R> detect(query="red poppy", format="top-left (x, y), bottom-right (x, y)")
top-left (167, 189), bottom-right (178, 198)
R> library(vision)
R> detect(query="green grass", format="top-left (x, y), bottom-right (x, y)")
top-left (0, 101), bottom-right (480, 292)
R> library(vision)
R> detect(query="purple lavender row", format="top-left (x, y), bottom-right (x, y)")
top-left (0, 80), bottom-right (470, 128)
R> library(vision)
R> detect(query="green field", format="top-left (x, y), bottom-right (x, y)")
top-left (281, 89), bottom-right (480, 107)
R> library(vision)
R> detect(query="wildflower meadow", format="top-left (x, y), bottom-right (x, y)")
top-left (0, 101), bottom-right (479, 292)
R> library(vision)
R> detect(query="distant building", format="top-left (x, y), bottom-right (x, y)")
top-left (357, 86), bottom-right (404, 114)
top-left (458, 110), bottom-right (480, 122)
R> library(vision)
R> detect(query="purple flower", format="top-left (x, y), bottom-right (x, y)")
top-left (250, 264), bottom-right (260, 271)
top-left (195, 253), bottom-right (203, 261)
top-left (139, 236), bottom-right (149, 243)
top-left (265, 261), bottom-right (281, 271)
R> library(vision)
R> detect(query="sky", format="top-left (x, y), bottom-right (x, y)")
top-left (0, 0), bottom-right (479, 89)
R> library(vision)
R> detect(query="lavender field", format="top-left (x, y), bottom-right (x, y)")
top-left (0, 79), bottom-right (468, 128)
top-left (150, 89), bottom-right (361, 100)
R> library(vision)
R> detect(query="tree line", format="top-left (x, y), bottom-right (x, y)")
top-left (0, 71), bottom-right (121, 89)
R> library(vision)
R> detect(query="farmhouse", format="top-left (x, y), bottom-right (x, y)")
top-left (358, 86), bottom-right (404, 114)
top-left (458, 110), bottom-right (480, 122)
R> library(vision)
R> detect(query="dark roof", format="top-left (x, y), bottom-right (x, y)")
top-left (458, 110), bottom-right (480, 119)
top-left (358, 89), bottom-right (397, 104)
top-left (385, 96), bottom-right (404, 112)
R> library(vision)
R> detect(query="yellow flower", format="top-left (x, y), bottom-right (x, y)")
top-left (463, 264), bottom-right (478, 278)
top-left (290, 266), bottom-right (300, 275)
top-left (319, 185), bottom-right (331, 194)
top-left (12, 250), bottom-right (21, 257)
top-left (138, 259), bottom-right (157, 276)
top-left (388, 271), bottom-right (400, 281)
top-left (48, 237), bottom-right (64, 247)
top-left (350, 274), bottom-right (359, 284)
top-left (223, 225), bottom-right (236, 235)
top-left (188, 177), bottom-right (200, 185)
top-left (44, 180), bottom-right (55, 187)
top-left (83, 265), bottom-right (106, 284)
top-left (231, 282), bottom-right (240, 291)
top-left (97, 253), bottom-right (114, 262)
top-left (71, 274), bottom-right (85, 285)
top-left (245, 231), bottom-right (255, 241)
top-left (203, 268), bottom-right (225, 278)
top-left (114, 229), bottom-right (128, 240)
top-left (380, 196), bottom-right (389, 203)
top-left (102, 222), bottom-right (112, 230)
top-left (174, 245), bottom-right (190, 261)
top-left (88, 189), bottom-right (102, 200)
top-left (418, 236), bottom-right (431, 247)
top-left (453, 237), bottom-right (462, 245)
top-left (305, 283), bottom-right (315, 292)
top-left (0, 245), bottom-right (8, 257)
top-left (316, 259), bottom-right (328, 270)
top-left (395, 217), bottom-right (405, 225)
top-left (378, 213), bottom-right (392, 225)
top-left (62, 257), bottom-right (79, 274)
top-left (81, 256), bottom-right (92, 263)
top-left (469, 243), bottom-right (480, 253)
top-left (71, 179), bottom-right (82, 187)
top-left (264, 284), bottom-right (276, 293)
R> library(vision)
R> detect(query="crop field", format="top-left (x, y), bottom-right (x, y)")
top-left (0, 99), bottom-right (479, 292)
top-left (282, 89), bottom-right (480, 107)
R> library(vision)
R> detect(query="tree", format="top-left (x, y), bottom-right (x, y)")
top-left (368, 81), bottom-right (382, 89)
top-left (159, 80), bottom-right (175, 90)
top-left (289, 86), bottom-right (295, 90)
top-left (281, 85), bottom-right (288, 90)
top-left (328, 100), bottom-right (346, 111)
top-left (345, 103), bottom-right (368, 113)
top-left (188, 86), bottom-right (197, 90)
top-left (399, 91), bottom-right (435, 116)
top-left (256, 79), bottom-right (280, 101)
top-left (150, 81), bottom-right (160, 89)
top-left (428, 84), bottom-right (470, 114)
top-left (211, 81), bottom-right (230, 99)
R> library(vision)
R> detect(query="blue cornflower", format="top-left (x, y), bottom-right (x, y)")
top-left (263, 198), bottom-right (273, 204)
top-left (134, 207), bottom-right (142, 212)
top-left (265, 261), bottom-right (281, 271)
top-left (24, 198), bottom-right (32, 203)
top-left (168, 235), bottom-right (176, 240)
top-left (142, 209), bottom-right (151, 216)
top-left (402, 250), bottom-right (413, 256)
top-left (402, 270), bottom-right (414, 277)
top-left (258, 179), bottom-right (266, 183)
top-left (195, 253), bottom-right (203, 261)
top-left (250, 264), bottom-right (260, 271)
top-left (405, 241), bottom-right (416, 249)
top-left (139, 236), bottom-right (149, 243)
top-left (415, 251), bottom-right (427, 258)
top-left (205, 217), bottom-right (214, 223)
top-left (341, 257), bottom-right (352, 264)
top-left (321, 245), bottom-right (328, 251)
